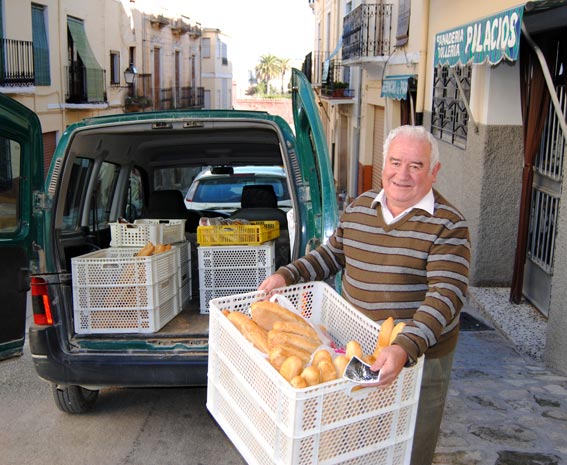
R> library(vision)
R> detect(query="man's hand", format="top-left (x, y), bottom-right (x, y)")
top-left (369, 344), bottom-right (408, 387)
top-left (257, 273), bottom-right (286, 293)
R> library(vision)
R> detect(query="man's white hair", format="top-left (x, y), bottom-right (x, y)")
top-left (382, 125), bottom-right (440, 173)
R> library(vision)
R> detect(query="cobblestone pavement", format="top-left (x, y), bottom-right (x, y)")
top-left (433, 302), bottom-right (567, 465)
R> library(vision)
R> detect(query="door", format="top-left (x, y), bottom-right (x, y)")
top-left (523, 80), bottom-right (565, 316)
top-left (291, 68), bottom-right (338, 252)
top-left (0, 94), bottom-right (43, 360)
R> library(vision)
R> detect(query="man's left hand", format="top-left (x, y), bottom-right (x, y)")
top-left (369, 345), bottom-right (408, 387)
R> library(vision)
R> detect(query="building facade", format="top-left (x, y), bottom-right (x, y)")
top-left (307, 0), bottom-right (567, 375)
top-left (0, 0), bottom-right (231, 172)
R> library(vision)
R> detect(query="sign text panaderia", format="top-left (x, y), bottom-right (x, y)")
top-left (434, 6), bottom-right (524, 67)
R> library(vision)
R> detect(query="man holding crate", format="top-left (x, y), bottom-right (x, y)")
top-left (259, 125), bottom-right (471, 465)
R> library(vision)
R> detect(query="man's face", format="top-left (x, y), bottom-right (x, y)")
top-left (382, 134), bottom-right (440, 215)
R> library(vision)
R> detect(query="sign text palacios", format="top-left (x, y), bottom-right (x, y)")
top-left (434, 6), bottom-right (524, 67)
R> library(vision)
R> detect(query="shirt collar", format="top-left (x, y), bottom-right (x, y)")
top-left (372, 189), bottom-right (435, 223)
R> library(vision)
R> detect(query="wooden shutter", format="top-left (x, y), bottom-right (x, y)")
top-left (371, 106), bottom-right (385, 190)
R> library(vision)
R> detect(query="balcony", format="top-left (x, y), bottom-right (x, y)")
top-left (0, 38), bottom-right (35, 88)
top-left (319, 59), bottom-right (354, 103)
top-left (65, 65), bottom-right (107, 105)
top-left (342, 3), bottom-right (393, 75)
top-left (125, 83), bottom-right (205, 112)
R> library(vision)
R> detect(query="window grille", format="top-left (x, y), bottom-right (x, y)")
top-left (431, 64), bottom-right (471, 148)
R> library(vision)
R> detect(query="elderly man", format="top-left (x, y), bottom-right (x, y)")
top-left (258, 125), bottom-right (471, 465)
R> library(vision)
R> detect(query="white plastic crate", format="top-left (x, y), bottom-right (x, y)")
top-left (198, 242), bottom-right (275, 314)
top-left (110, 219), bottom-right (186, 247)
top-left (207, 282), bottom-right (424, 465)
top-left (74, 294), bottom-right (178, 334)
top-left (72, 247), bottom-right (180, 334)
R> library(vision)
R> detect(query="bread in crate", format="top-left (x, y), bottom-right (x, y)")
top-left (206, 282), bottom-right (424, 465)
top-left (71, 245), bottom-right (180, 334)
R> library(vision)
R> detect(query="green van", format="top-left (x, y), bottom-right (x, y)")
top-left (0, 69), bottom-right (338, 412)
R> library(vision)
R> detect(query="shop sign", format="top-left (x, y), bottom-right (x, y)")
top-left (381, 75), bottom-right (414, 100)
top-left (434, 5), bottom-right (524, 67)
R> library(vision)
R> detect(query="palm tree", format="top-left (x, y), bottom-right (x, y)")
top-left (277, 58), bottom-right (291, 95)
top-left (255, 54), bottom-right (280, 94)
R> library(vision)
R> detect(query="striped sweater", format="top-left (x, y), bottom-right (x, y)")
top-left (276, 189), bottom-right (471, 361)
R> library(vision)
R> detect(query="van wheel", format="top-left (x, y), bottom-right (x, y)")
top-left (51, 384), bottom-right (99, 413)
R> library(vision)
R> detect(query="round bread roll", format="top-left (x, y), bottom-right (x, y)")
top-left (333, 355), bottom-right (350, 377)
top-left (301, 365), bottom-right (321, 386)
top-left (346, 340), bottom-right (363, 360)
top-left (290, 375), bottom-right (308, 389)
top-left (311, 349), bottom-right (333, 366)
top-left (279, 355), bottom-right (303, 382)
top-left (318, 360), bottom-right (338, 383)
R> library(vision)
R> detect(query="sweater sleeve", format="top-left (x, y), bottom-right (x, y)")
top-left (275, 218), bottom-right (346, 285)
top-left (393, 214), bottom-right (471, 362)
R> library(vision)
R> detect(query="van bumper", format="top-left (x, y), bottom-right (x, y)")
top-left (28, 325), bottom-right (208, 388)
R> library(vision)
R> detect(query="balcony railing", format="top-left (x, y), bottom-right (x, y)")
top-left (0, 38), bottom-right (35, 87)
top-left (65, 65), bottom-right (107, 104)
top-left (342, 3), bottom-right (393, 61)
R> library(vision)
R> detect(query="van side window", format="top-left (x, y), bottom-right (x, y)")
top-left (125, 167), bottom-right (144, 222)
top-left (62, 158), bottom-right (92, 230)
top-left (90, 161), bottom-right (120, 230)
top-left (0, 136), bottom-right (21, 233)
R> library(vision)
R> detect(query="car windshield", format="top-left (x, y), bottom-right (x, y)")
top-left (192, 175), bottom-right (289, 203)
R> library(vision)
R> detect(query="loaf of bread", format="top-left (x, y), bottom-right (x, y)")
top-left (250, 300), bottom-right (307, 330)
top-left (311, 348), bottom-right (333, 366)
top-left (269, 344), bottom-right (311, 370)
top-left (301, 365), bottom-right (321, 386)
top-left (318, 360), bottom-right (338, 383)
top-left (268, 330), bottom-right (320, 354)
top-left (346, 340), bottom-right (363, 360)
top-left (240, 318), bottom-right (270, 354)
top-left (272, 320), bottom-right (321, 345)
top-left (279, 355), bottom-right (303, 382)
top-left (227, 311), bottom-right (252, 333)
top-left (333, 354), bottom-right (350, 377)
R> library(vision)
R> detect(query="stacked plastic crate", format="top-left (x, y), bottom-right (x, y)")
top-left (196, 221), bottom-right (279, 314)
top-left (71, 219), bottom-right (188, 334)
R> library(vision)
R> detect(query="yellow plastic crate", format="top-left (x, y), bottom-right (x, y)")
top-left (197, 220), bottom-right (279, 246)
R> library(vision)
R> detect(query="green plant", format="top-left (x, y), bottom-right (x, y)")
top-left (125, 95), bottom-right (151, 108)
top-left (333, 81), bottom-right (349, 89)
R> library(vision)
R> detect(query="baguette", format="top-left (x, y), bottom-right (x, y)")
top-left (240, 318), bottom-right (270, 354)
top-left (374, 317), bottom-right (395, 357)
top-left (389, 322), bottom-right (406, 345)
top-left (268, 329), bottom-right (320, 354)
top-left (227, 311), bottom-right (252, 333)
top-left (269, 344), bottom-right (311, 370)
top-left (250, 300), bottom-right (307, 331)
top-left (272, 320), bottom-right (321, 345)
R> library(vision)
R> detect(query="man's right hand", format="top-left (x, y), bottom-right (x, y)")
top-left (258, 273), bottom-right (286, 293)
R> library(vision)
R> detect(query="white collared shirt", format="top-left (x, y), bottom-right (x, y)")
top-left (373, 189), bottom-right (435, 225)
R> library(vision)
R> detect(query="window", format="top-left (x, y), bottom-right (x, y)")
top-left (202, 37), bottom-right (210, 58)
top-left (396, 0), bottom-right (410, 47)
top-left (0, 136), bottom-right (21, 233)
top-left (90, 162), bottom-right (120, 230)
top-left (32, 3), bottom-right (51, 86)
top-left (221, 41), bottom-right (228, 66)
top-left (431, 64), bottom-right (471, 149)
top-left (110, 51), bottom-right (120, 85)
top-left (125, 168), bottom-right (144, 222)
top-left (62, 158), bottom-right (92, 230)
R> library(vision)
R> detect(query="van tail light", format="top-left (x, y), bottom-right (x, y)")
top-left (31, 277), bottom-right (54, 325)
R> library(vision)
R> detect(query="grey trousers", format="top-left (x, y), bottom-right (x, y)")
top-left (410, 351), bottom-right (455, 465)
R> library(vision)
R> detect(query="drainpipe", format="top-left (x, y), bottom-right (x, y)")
top-left (415, 0), bottom-right (430, 125)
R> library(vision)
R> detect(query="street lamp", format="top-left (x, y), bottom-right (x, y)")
top-left (124, 63), bottom-right (137, 96)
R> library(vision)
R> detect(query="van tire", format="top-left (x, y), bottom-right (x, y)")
top-left (52, 384), bottom-right (99, 413)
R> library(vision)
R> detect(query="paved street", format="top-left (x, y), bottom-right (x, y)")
top-left (1, 298), bottom-right (566, 465)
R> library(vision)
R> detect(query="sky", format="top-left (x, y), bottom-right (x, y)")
top-left (168, 0), bottom-right (315, 85)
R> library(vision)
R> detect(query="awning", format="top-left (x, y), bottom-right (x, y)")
top-left (67, 16), bottom-right (104, 102)
top-left (381, 75), bottom-right (415, 100)
top-left (434, 5), bottom-right (525, 67)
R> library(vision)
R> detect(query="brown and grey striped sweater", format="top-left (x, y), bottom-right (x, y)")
top-left (276, 189), bottom-right (471, 361)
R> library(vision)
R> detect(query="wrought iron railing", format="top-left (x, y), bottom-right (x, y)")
top-left (65, 65), bottom-right (107, 103)
top-left (342, 3), bottom-right (393, 61)
top-left (0, 38), bottom-right (35, 87)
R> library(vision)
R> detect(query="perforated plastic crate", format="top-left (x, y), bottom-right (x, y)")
top-left (207, 282), bottom-right (424, 465)
top-left (72, 247), bottom-right (179, 333)
top-left (110, 219), bottom-right (186, 247)
top-left (197, 220), bottom-right (279, 246)
top-left (198, 242), bottom-right (275, 313)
